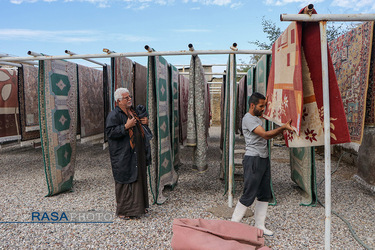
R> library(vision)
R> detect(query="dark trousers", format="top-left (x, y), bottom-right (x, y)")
top-left (239, 155), bottom-right (272, 207)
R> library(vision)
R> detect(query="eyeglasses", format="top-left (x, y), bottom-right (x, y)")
top-left (121, 95), bottom-right (132, 101)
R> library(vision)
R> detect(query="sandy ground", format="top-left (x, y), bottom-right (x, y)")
top-left (0, 126), bottom-right (374, 249)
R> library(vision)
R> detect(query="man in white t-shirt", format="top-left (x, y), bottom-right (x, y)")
top-left (231, 92), bottom-right (293, 236)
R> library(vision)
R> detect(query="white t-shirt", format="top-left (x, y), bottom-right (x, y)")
top-left (242, 113), bottom-right (268, 158)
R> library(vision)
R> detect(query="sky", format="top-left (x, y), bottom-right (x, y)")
top-left (1, 0), bottom-right (375, 70)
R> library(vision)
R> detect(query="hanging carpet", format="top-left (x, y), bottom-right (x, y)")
top-left (365, 24), bottom-right (375, 125)
top-left (255, 55), bottom-right (271, 96)
top-left (134, 62), bottom-right (147, 108)
top-left (264, 8), bottom-right (350, 147)
top-left (220, 74), bottom-right (226, 152)
top-left (112, 57), bottom-right (134, 97)
top-left (235, 75), bottom-right (247, 135)
top-left (170, 65), bottom-right (180, 169)
top-left (246, 67), bottom-right (255, 111)
top-left (221, 54), bottom-right (237, 194)
top-left (290, 147), bottom-right (317, 206)
top-left (263, 21), bottom-right (303, 135)
top-left (18, 64), bottom-right (40, 141)
top-left (39, 60), bottom-right (78, 196)
top-left (77, 65), bottom-right (104, 138)
top-left (178, 74), bottom-right (189, 145)
top-left (147, 54), bottom-right (178, 204)
top-left (0, 68), bottom-right (20, 143)
top-left (103, 64), bottom-right (112, 143)
top-left (186, 55), bottom-right (209, 172)
top-left (255, 55), bottom-right (271, 136)
top-left (356, 24), bottom-right (375, 188)
top-left (329, 21), bottom-right (374, 143)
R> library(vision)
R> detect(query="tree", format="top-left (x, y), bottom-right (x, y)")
top-left (238, 17), bottom-right (281, 72)
top-left (238, 17), bottom-right (352, 72)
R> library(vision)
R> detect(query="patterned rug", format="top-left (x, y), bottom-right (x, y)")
top-left (18, 65), bottom-right (40, 141)
top-left (288, 13), bottom-right (351, 147)
top-left (263, 21), bottom-right (303, 135)
top-left (113, 57), bottom-right (134, 98)
top-left (170, 65), bottom-right (180, 169)
top-left (220, 75), bottom-right (226, 152)
top-left (265, 11), bottom-right (351, 147)
top-left (77, 65), bottom-right (104, 138)
top-left (255, 55), bottom-right (271, 96)
top-left (255, 54), bottom-right (271, 138)
top-left (0, 68), bottom-right (20, 143)
top-left (103, 64), bottom-right (112, 143)
top-left (329, 21), bottom-right (374, 143)
top-left (39, 60), bottom-right (78, 196)
top-left (246, 67), bottom-right (255, 111)
top-left (290, 147), bottom-right (317, 206)
top-left (221, 54), bottom-right (237, 194)
top-left (179, 75), bottom-right (189, 145)
top-left (186, 55), bottom-right (209, 172)
top-left (365, 27), bottom-right (375, 125)
top-left (147, 55), bottom-right (178, 204)
top-left (235, 75), bottom-right (247, 135)
top-left (134, 62), bottom-right (147, 107)
top-left (205, 74), bottom-right (211, 137)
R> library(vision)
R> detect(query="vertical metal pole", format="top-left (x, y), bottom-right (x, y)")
top-left (228, 53), bottom-right (235, 207)
top-left (320, 21), bottom-right (331, 250)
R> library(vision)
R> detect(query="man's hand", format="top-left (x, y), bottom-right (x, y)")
top-left (140, 117), bottom-right (149, 125)
top-left (125, 117), bottom-right (137, 130)
top-left (282, 119), bottom-right (294, 132)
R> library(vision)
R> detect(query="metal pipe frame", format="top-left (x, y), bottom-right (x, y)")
top-left (0, 53), bottom-right (38, 66)
top-left (0, 62), bottom-right (22, 67)
top-left (281, 13), bottom-right (375, 22)
top-left (279, 12), bottom-right (375, 250)
top-left (65, 50), bottom-right (106, 66)
top-left (174, 64), bottom-right (255, 67)
top-left (27, 51), bottom-right (48, 57)
top-left (178, 72), bottom-right (247, 76)
top-left (320, 21), bottom-right (332, 250)
top-left (0, 49), bottom-right (272, 62)
top-left (228, 53), bottom-right (236, 208)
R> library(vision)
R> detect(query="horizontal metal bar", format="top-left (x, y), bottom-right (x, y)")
top-left (207, 82), bottom-right (240, 84)
top-left (280, 13), bottom-right (375, 22)
top-left (25, 126), bottom-right (39, 132)
top-left (175, 64), bottom-right (255, 67)
top-left (0, 62), bottom-right (22, 67)
top-left (28, 51), bottom-right (44, 56)
top-left (0, 135), bottom-right (20, 144)
top-left (20, 138), bottom-right (41, 147)
top-left (179, 72), bottom-right (247, 76)
top-left (0, 53), bottom-right (38, 66)
top-left (0, 49), bottom-right (271, 62)
top-left (80, 133), bottom-right (104, 144)
top-left (65, 50), bottom-right (106, 66)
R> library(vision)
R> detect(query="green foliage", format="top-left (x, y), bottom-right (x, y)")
top-left (243, 16), bottom-right (353, 67)
top-left (238, 58), bottom-right (253, 73)
top-left (251, 17), bottom-right (282, 50)
top-left (247, 17), bottom-right (282, 65)
top-left (327, 22), bottom-right (359, 42)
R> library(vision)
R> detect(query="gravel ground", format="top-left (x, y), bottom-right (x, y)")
top-left (0, 126), bottom-right (374, 249)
